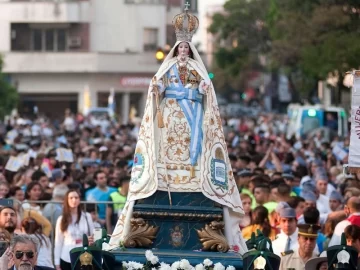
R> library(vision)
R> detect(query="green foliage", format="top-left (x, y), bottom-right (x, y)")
top-left (0, 56), bottom-right (18, 119)
top-left (209, 0), bottom-right (271, 95)
top-left (210, 0), bottom-right (360, 97)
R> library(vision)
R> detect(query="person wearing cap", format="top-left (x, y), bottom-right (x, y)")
top-left (302, 181), bottom-right (331, 215)
top-left (329, 196), bottom-right (360, 247)
top-left (315, 172), bottom-right (329, 196)
top-left (279, 223), bottom-right (321, 270)
top-left (272, 205), bottom-right (298, 257)
top-left (329, 191), bottom-right (343, 212)
top-left (51, 169), bottom-right (65, 187)
top-left (99, 161), bottom-right (113, 176)
top-left (314, 167), bottom-right (336, 197)
top-left (82, 159), bottom-right (99, 175)
top-left (303, 191), bottom-right (317, 208)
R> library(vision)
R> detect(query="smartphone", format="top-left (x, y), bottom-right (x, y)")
top-left (93, 228), bottom-right (102, 241)
top-left (0, 199), bottom-right (13, 207)
top-left (0, 241), bottom-right (9, 257)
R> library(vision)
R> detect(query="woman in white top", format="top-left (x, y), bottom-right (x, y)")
top-left (54, 189), bottom-right (94, 270)
top-left (21, 217), bottom-right (53, 268)
top-left (22, 182), bottom-right (43, 214)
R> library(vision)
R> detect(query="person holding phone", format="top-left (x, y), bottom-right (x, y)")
top-left (54, 190), bottom-right (94, 270)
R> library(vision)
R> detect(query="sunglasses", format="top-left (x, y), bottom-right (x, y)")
top-left (15, 251), bottom-right (35, 259)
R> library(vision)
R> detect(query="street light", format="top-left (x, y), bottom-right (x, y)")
top-left (155, 48), bottom-right (165, 63)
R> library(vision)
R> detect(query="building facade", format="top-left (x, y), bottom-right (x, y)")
top-left (0, 0), bottom-right (197, 123)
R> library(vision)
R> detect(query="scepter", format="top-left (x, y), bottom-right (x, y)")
top-left (152, 76), bottom-right (165, 128)
top-left (152, 76), bottom-right (172, 205)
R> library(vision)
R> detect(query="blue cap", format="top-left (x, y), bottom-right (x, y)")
top-left (82, 158), bottom-right (99, 168)
top-left (100, 160), bottom-right (113, 168)
top-left (302, 181), bottom-right (316, 193)
top-left (282, 172), bottom-right (294, 180)
top-left (312, 159), bottom-right (323, 167)
top-left (278, 207), bottom-right (296, 218)
top-left (237, 169), bottom-right (253, 177)
top-left (275, 201), bottom-right (290, 213)
top-left (302, 191), bottom-right (317, 202)
top-left (315, 173), bottom-right (329, 183)
top-left (330, 191), bottom-right (343, 202)
top-left (315, 167), bottom-right (327, 174)
top-left (51, 169), bottom-right (65, 181)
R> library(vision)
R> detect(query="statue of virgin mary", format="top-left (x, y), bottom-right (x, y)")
top-left (107, 5), bottom-right (248, 254)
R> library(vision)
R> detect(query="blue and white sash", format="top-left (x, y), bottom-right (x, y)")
top-left (164, 65), bottom-right (203, 166)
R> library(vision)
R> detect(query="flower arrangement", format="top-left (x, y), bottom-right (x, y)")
top-left (122, 250), bottom-right (236, 270)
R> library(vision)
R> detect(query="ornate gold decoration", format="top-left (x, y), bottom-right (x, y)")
top-left (133, 211), bottom-right (222, 221)
top-left (196, 221), bottom-right (229, 253)
top-left (80, 252), bottom-right (93, 266)
top-left (123, 218), bottom-right (159, 248)
top-left (308, 225), bottom-right (313, 234)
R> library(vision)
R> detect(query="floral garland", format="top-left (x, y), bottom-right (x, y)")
top-left (122, 250), bottom-right (236, 270)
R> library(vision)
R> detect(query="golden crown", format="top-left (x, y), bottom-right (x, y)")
top-left (172, 2), bottom-right (199, 42)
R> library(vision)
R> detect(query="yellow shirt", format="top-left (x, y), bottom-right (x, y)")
top-left (241, 224), bottom-right (276, 241)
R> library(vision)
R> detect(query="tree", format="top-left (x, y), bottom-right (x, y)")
top-left (0, 56), bottom-right (18, 120)
top-left (209, 0), bottom-right (271, 97)
top-left (210, 0), bottom-right (360, 101)
top-left (270, 0), bottom-right (360, 99)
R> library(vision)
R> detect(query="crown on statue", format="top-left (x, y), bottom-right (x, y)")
top-left (172, 2), bottom-right (199, 42)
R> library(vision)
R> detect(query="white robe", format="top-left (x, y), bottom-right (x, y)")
top-left (107, 41), bottom-right (247, 255)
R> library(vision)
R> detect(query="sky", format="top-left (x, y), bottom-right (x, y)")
top-left (192, 0), bottom-right (226, 52)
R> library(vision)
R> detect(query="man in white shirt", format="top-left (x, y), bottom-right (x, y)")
top-left (302, 181), bottom-right (331, 215)
top-left (272, 205), bottom-right (298, 256)
top-left (329, 196), bottom-right (360, 247)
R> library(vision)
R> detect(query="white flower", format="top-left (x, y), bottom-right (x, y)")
top-left (226, 266), bottom-right (235, 270)
top-left (150, 255), bottom-right (159, 265)
top-left (152, 268), bottom-right (157, 270)
top-left (127, 261), bottom-right (143, 270)
top-left (213, 263), bottom-right (225, 270)
top-left (145, 250), bottom-right (154, 260)
top-left (180, 259), bottom-right (191, 270)
top-left (195, 264), bottom-right (204, 270)
top-left (171, 261), bottom-right (181, 270)
top-left (203, 259), bottom-right (213, 267)
top-left (160, 262), bottom-right (172, 270)
top-left (123, 262), bottom-right (128, 268)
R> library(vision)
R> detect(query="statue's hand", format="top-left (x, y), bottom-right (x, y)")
top-left (151, 80), bottom-right (164, 94)
top-left (199, 80), bottom-right (210, 94)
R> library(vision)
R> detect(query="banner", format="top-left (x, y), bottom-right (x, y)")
top-left (348, 71), bottom-right (360, 172)
top-left (5, 156), bottom-right (23, 172)
top-left (56, 148), bottom-right (74, 163)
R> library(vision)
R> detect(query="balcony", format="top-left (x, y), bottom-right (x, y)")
top-left (2, 52), bottom-right (162, 73)
top-left (0, 0), bottom-right (90, 23)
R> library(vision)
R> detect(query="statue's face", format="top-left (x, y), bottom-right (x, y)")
top-left (177, 42), bottom-right (190, 58)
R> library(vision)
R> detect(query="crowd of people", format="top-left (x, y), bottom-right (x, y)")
top-left (0, 109), bottom-right (355, 270)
